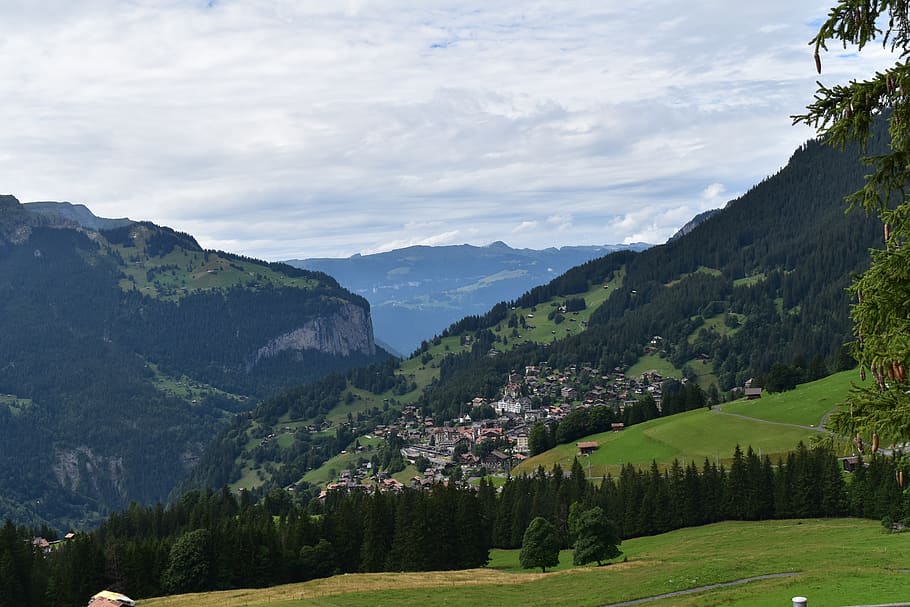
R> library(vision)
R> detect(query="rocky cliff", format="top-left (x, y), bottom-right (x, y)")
top-left (255, 302), bottom-right (376, 362)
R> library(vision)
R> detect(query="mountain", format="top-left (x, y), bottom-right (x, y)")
top-left (0, 197), bottom-right (385, 528)
top-left (668, 208), bottom-right (722, 241)
top-left (287, 241), bottom-right (650, 355)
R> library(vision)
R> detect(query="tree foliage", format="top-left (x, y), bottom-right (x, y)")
top-left (519, 517), bottom-right (560, 573)
top-left (794, 0), bottom-right (910, 444)
top-left (569, 506), bottom-right (621, 566)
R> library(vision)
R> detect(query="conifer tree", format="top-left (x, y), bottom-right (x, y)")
top-left (794, 1), bottom-right (910, 443)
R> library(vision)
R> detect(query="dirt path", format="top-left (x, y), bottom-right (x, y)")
top-left (599, 572), bottom-right (800, 606)
top-left (711, 406), bottom-right (833, 434)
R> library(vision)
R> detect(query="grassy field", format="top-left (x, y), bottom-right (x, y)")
top-left (0, 393), bottom-right (32, 416)
top-left (516, 368), bottom-right (862, 477)
top-left (482, 270), bottom-right (624, 352)
top-left (720, 369), bottom-right (864, 427)
top-left (110, 233), bottom-right (320, 301)
top-left (516, 406), bottom-right (826, 477)
top-left (140, 518), bottom-right (910, 607)
top-left (625, 353), bottom-right (681, 379)
top-left (147, 363), bottom-right (247, 405)
top-left (301, 437), bottom-right (383, 485)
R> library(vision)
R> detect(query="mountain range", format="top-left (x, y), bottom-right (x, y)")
top-left (287, 241), bottom-right (650, 355)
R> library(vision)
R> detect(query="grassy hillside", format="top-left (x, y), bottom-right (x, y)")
top-left (517, 371), bottom-right (866, 476)
top-left (140, 518), bottom-right (910, 607)
top-left (110, 227), bottom-right (322, 301)
top-left (517, 408), bottom-right (824, 476)
top-left (720, 369), bottom-right (863, 426)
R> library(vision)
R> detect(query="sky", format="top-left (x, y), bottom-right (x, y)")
top-left (0, 1), bottom-right (896, 260)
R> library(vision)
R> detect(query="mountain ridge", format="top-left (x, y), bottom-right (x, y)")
top-left (0, 196), bottom-right (385, 528)
top-left (287, 240), bottom-right (650, 354)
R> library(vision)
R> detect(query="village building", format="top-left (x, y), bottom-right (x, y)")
top-left (577, 441), bottom-right (599, 456)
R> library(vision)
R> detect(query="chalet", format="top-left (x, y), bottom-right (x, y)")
top-left (841, 456), bottom-right (864, 472)
top-left (561, 386), bottom-right (578, 400)
top-left (745, 387), bottom-right (763, 400)
top-left (611, 422), bottom-right (625, 432)
top-left (87, 590), bottom-right (135, 607)
top-left (483, 450), bottom-right (511, 471)
top-left (380, 478), bottom-right (405, 493)
top-left (577, 441), bottom-right (599, 455)
top-left (460, 453), bottom-right (481, 466)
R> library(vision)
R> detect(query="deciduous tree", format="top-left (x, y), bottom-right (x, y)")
top-left (569, 506), bottom-right (621, 566)
top-left (519, 517), bottom-right (560, 572)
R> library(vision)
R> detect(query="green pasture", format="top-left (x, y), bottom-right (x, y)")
top-left (141, 518), bottom-right (910, 607)
top-left (720, 369), bottom-right (864, 427)
top-left (516, 407), bottom-right (825, 476)
top-left (625, 353), bottom-right (681, 379)
top-left (301, 436), bottom-right (382, 486)
top-left (480, 269), bottom-right (624, 353)
top-left (664, 265), bottom-right (722, 287)
top-left (111, 239), bottom-right (319, 300)
top-left (0, 394), bottom-right (32, 416)
top-left (148, 363), bottom-right (245, 405)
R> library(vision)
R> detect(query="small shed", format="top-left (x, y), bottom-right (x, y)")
top-left (744, 387), bottom-right (763, 400)
top-left (577, 441), bottom-right (599, 455)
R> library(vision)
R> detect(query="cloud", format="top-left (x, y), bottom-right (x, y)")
top-left (512, 220), bottom-right (538, 234)
top-left (702, 183), bottom-right (727, 203)
top-left (0, 1), bottom-right (893, 259)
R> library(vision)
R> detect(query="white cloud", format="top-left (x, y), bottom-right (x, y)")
top-left (512, 220), bottom-right (538, 234)
top-left (0, 1), bottom-right (893, 259)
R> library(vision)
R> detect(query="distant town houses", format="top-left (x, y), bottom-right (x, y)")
top-left (320, 352), bottom-right (673, 493)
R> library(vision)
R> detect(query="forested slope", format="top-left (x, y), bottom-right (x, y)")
top-left (0, 199), bottom-right (386, 528)
top-left (418, 126), bottom-right (884, 419)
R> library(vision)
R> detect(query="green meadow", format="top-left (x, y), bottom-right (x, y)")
top-left (518, 369), bottom-right (864, 476)
top-left (141, 518), bottom-right (910, 607)
top-left (720, 369), bottom-right (865, 427)
top-left (516, 407), bottom-right (824, 476)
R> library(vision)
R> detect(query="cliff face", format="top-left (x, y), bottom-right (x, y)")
top-left (256, 302), bottom-right (376, 362)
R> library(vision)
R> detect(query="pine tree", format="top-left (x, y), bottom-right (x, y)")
top-left (794, 1), bottom-right (910, 444)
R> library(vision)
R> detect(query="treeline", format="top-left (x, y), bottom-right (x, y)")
top-left (2, 444), bottom-right (908, 606)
